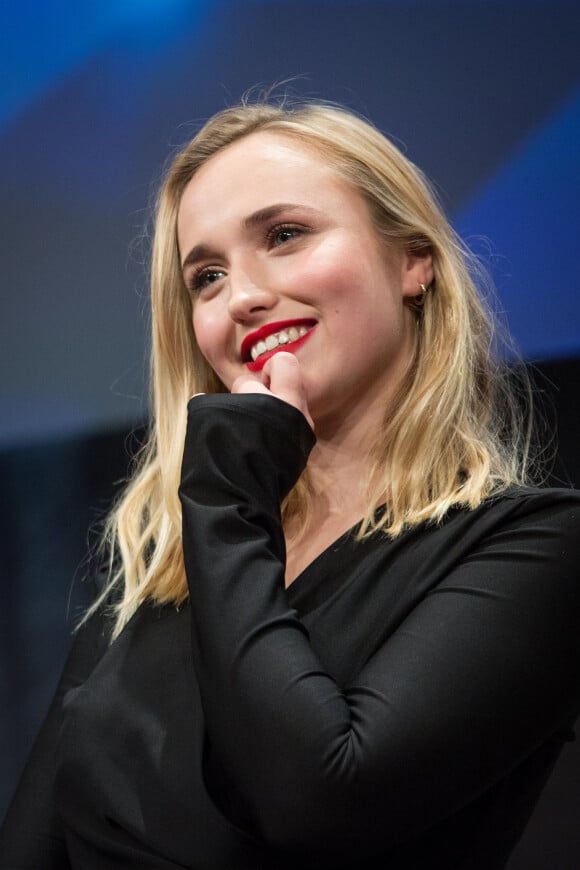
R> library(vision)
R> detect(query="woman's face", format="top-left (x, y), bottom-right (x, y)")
top-left (177, 132), bottom-right (432, 427)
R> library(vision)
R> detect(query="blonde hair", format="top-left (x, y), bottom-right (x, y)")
top-left (89, 100), bottom-right (535, 637)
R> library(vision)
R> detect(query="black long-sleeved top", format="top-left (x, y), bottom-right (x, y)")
top-left (2, 393), bottom-right (580, 869)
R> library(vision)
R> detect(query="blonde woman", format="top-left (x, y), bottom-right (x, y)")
top-left (2, 101), bottom-right (580, 870)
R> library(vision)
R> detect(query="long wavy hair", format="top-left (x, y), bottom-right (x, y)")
top-left (88, 100), bottom-right (535, 638)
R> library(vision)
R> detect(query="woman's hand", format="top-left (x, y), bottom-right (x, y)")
top-left (231, 352), bottom-right (314, 431)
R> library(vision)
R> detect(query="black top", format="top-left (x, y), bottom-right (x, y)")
top-left (2, 394), bottom-right (580, 869)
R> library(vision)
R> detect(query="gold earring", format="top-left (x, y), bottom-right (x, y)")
top-left (411, 282), bottom-right (430, 309)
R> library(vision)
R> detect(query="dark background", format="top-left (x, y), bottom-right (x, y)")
top-left (1, 2), bottom-right (579, 866)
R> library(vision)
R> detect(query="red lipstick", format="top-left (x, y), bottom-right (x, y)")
top-left (242, 319), bottom-right (317, 373)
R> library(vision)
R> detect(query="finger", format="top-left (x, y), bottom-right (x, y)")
top-left (231, 373), bottom-right (270, 395)
top-left (263, 352), bottom-right (314, 429)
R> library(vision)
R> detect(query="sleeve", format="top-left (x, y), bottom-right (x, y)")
top-left (179, 393), bottom-right (580, 857)
top-left (0, 608), bottom-right (109, 869)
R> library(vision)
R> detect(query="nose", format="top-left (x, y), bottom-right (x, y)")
top-left (227, 265), bottom-right (277, 323)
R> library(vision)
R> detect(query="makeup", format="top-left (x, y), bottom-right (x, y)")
top-left (242, 319), bottom-right (317, 372)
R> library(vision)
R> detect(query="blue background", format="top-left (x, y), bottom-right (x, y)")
top-left (1, 0), bottom-right (580, 445)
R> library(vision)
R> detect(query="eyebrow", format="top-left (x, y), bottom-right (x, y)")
top-left (180, 203), bottom-right (318, 274)
top-left (243, 202), bottom-right (314, 229)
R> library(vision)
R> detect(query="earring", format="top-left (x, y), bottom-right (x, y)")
top-left (410, 282), bottom-right (430, 310)
top-left (416, 283), bottom-right (429, 305)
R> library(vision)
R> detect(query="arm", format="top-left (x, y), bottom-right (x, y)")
top-left (0, 609), bottom-right (109, 868)
top-left (179, 393), bottom-right (580, 856)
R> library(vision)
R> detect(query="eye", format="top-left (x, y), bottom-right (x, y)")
top-left (188, 267), bottom-right (226, 296)
top-left (266, 224), bottom-right (304, 248)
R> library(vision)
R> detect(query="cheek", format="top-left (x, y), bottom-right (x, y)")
top-left (316, 233), bottom-right (387, 290)
top-left (291, 243), bottom-right (360, 304)
top-left (192, 305), bottom-right (225, 365)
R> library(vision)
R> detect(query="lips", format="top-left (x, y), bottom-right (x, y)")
top-left (241, 319), bottom-right (317, 372)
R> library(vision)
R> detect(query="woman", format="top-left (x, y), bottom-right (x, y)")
top-left (2, 100), bottom-right (580, 869)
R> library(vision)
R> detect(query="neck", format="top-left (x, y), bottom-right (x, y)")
top-left (283, 414), bottom-right (380, 585)
top-left (283, 394), bottom-right (389, 586)
top-left (304, 393), bottom-right (386, 521)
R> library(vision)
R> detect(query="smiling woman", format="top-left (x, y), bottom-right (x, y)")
top-left (2, 99), bottom-right (580, 870)
top-left (177, 131), bottom-right (427, 432)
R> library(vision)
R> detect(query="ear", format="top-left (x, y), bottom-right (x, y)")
top-left (400, 247), bottom-right (434, 300)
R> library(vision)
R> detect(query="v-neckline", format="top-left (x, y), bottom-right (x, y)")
top-left (285, 506), bottom-right (388, 608)
top-left (286, 523), bottom-right (357, 594)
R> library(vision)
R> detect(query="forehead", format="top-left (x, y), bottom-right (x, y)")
top-left (188, 130), bottom-right (336, 192)
top-left (176, 131), bottom-right (366, 233)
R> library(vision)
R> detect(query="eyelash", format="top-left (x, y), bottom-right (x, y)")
top-left (188, 266), bottom-right (224, 295)
top-left (187, 223), bottom-right (306, 295)
top-left (265, 223), bottom-right (304, 247)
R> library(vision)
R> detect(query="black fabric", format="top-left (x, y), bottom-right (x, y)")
top-left (2, 392), bottom-right (580, 869)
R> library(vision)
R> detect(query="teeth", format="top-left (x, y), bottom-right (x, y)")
top-left (249, 325), bottom-right (311, 362)
top-left (251, 340), bottom-right (267, 361)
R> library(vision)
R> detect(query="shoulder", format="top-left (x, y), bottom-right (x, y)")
top-left (419, 485), bottom-right (580, 543)
top-left (440, 484), bottom-right (580, 529)
top-left (408, 485), bottom-right (580, 592)
top-left (491, 483), bottom-right (580, 509)
top-left (480, 484), bottom-right (580, 535)
top-left (438, 485), bottom-right (580, 595)
top-left (417, 487), bottom-right (580, 655)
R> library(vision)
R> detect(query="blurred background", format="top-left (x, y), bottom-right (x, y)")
top-left (1, 1), bottom-right (579, 865)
